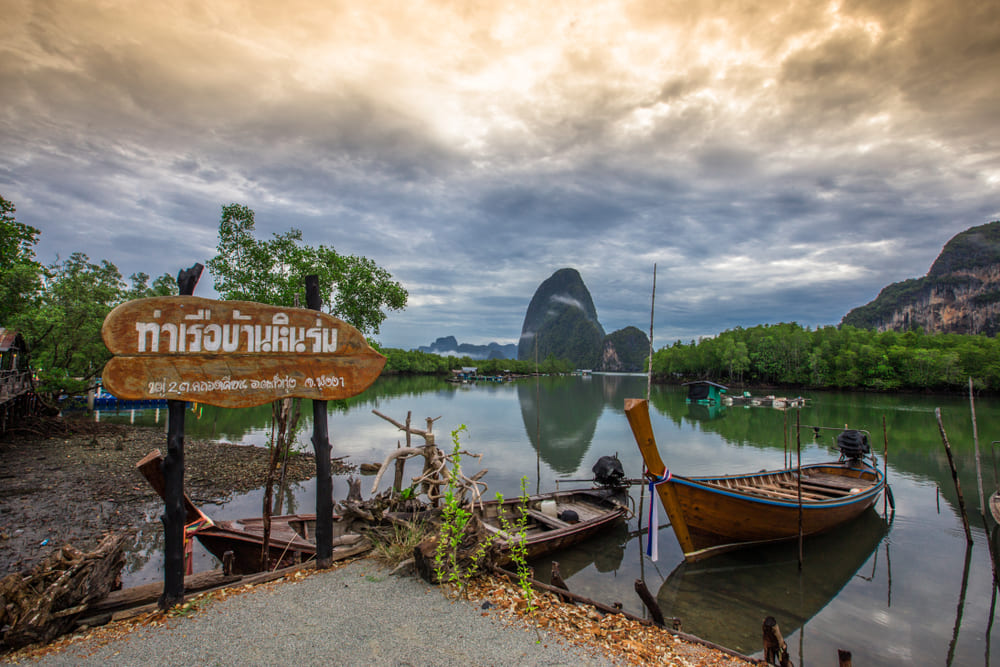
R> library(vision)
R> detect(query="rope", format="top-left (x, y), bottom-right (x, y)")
top-left (646, 470), bottom-right (672, 561)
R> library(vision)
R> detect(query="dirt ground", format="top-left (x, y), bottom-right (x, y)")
top-left (0, 416), bottom-right (325, 577)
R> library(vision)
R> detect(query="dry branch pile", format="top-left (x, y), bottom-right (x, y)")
top-left (1, 534), bottom-right (126, 651)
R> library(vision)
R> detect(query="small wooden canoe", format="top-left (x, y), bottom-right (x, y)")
top-left (624, 398), bottom-right (886, 562)
top-left (136, 450), bottom-right (369, 575)
top-left (476, 488), bottom-right (629, 566)
top-left (401, 487), bottom-right (629, 576)
top-left (190, 513), bottom-right (368, 574)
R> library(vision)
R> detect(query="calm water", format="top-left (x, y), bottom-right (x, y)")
top-left (99, 374), bottom-right (1000, 665)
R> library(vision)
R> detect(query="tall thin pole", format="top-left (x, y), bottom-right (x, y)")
top-left (647, 264), bottom-right (656, 402)
top-left (970, 377), bottom-right (986, 521)
top-left (535, 335), bottom-right (540, 495)
top-left (306, 275), bottom-right (333, 568)
top-left (883, 416), bottom-right (890, 517)
top-left (796, 410), bottom-right (803, 569)
top-left (937, 407), bottom-right (973, 545)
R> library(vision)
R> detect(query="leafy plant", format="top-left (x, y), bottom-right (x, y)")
top-left (495, 477), bottom-right (540, 639)
top-left (431, 425), bottom-right (495, 596)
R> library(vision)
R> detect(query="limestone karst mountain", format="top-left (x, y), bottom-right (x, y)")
top-left (517, 268), bottom-right (605, 369)
top-left (842, 220), bottom-right (1000, 335)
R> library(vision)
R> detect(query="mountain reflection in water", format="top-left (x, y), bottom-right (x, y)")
top-left (655, 509), bottom-right (890, 655)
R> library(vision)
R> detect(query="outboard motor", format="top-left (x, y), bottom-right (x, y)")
top-left (837, 429), bottom-right (870, 461)
top-left (592, 455), bottom-right (627, 489)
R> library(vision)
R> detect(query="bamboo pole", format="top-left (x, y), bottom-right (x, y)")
top-left (647, 263), bottom-right (656, 402)
top-left (796, 410), bottom-right (803, 570)
top-left (970, 377), bottom-right (986, 522)
top-left (883, 415), bottom-right (890, 517)
top-left (936, 407), bottom-right (973, 545)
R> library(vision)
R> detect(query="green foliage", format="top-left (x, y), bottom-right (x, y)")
top-left (651, 322), bottom-right (1000, 392)
top-left (601, 326), bottom-right (650, 372)
top-left (432, 425), bottom-right (496, 596)
top-left (19, 254), bottom-right (174, 396)
top-left (495, 477), bottom-right (537, 622)
top-left (380, 348), bottom-right (574, 376)
top-left (0, 195), bottom-right (43, 327)
top-left (927, 220), bottom-right (1000, 276)
top-left (206, 203), bottom-right (407, 335)
top-left (0, 194), bottom-right (180, 398)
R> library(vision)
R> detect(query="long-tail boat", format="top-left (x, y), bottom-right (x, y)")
top-left (624, 398), bottom-right (886, 562)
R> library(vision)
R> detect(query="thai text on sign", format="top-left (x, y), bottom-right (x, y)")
top-left (132, 308), bottom-right (339, 354)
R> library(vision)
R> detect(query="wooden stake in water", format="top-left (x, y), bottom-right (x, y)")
top-left (936, 407), bottom-right (973, 545)
top-left (796, 410), bottom-right (803, 570)
top-left (882, 415), bottom-right (890, 517)
top-left (970, 377), bottom-right (986, 522)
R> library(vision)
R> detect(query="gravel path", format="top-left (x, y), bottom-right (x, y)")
top-left (14, 559), bottom-right (615, 667)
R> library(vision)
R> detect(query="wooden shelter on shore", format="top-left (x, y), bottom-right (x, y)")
top-left (0, 328), bottom-right (36, 433)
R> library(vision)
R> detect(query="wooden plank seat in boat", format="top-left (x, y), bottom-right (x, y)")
top-left (710, 477), bottom-right (830, 502)
top-left (523, 508), bottom-right (570, 529)
top-left (802, 472), bottom-right (875, 490)
top-left (773, 480), bottom-right (846, 498)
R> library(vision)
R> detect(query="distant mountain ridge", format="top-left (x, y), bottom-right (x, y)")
top-left (842, 220), bottom-right (1000, 335)
top-left (416, 336), bottom-right (517, 360)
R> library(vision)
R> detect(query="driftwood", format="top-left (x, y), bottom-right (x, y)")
top-left (368, 411), bottom-right (489, 507)
top-left (0, 534), bottom-right (126, 650)
top-left (762, 616), bottom-right (791, 666)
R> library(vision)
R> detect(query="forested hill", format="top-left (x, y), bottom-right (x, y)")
top-left (842, 220), bottom-right (1000, 335)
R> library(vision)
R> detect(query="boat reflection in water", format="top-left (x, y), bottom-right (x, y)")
top-left (527, 521), bottom-right (631, 600)
top-left (655, 509), bottom-right (890, 655)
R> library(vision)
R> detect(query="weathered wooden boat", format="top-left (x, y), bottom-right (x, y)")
top-left (624, 398), bottom-right (886, 562)
top-left (136, 451), bottom-right (369, 575)
top-left (476, 488), bottom-right (629, 565)
top-left (406, 486), bottom-right (629, 580)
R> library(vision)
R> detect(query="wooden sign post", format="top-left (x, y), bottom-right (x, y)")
top-left (102, 271), bottom-right (386, 607)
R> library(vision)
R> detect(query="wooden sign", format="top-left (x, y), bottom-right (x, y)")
top-left (101, 296), bottom-right (386, 408)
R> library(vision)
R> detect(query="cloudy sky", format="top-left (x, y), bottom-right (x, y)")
top-left (3, 0), bottom-right (998, 350)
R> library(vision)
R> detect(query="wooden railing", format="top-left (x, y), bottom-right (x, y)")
top-left (0, 369), bottom-right (32, 404)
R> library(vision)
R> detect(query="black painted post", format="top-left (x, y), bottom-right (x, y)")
top-left (305, 275), bottom-right (333, 567)
top-left (158, 263), bottom-right (203, 609)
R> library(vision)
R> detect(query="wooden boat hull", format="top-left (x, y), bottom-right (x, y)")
top-left (625, 398), bottom-right (885, 562)
top-left (137, 450), bottom-right (368, 575)
top-left (669, 463), bottom-right (883, 558)
top-left (476, 488), bottom-right (629, 566)
top-left (990, 490), bottom-right (1000, 526)
top-left (192, 514), bottom-right (367, 575)
top-left (400, 488), bottom-right (629, 575)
